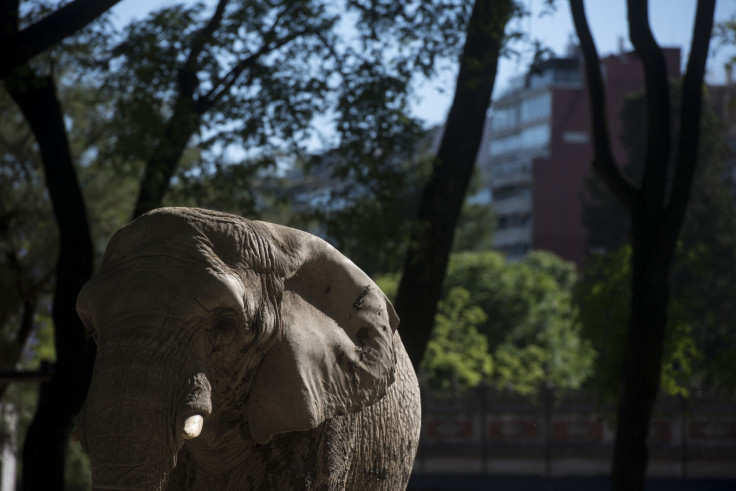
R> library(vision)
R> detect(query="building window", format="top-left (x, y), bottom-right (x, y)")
top-left (490, 160), bottom-right (530, 178)
top-left (497, 213), bottom-right (531, 230)
top-left (522, 123), bottom-right (550, 148)
top-left (491, 104), bottom-right (520, 131)
top-left (489, 123), bottom-right (550, 157)
top-left (562, 130), bottom-right (588, 144)
top-left (554, 69), bottom-right (582, 85)
top-left (489, 132), bottom-right (521, 156)
top-left (521, 92), bottom-right (551, 124)
top-left (492, 184), bottom-right (531, 201)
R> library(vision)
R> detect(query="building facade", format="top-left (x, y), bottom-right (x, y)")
top-left (479, 47), bottom-right (681, 264)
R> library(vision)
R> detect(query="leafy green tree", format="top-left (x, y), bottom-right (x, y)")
top-left (452, 202), bottom-right (496, 252)
top-left (714, 14), bottom-right (736, 65)
top-left (420, 287), bottom-right (493, 391)
top-left (444, 250), bottom-right (593, 395)
top-left (97, 0), bottom-right (342, 218)
top-left (380, 250), bottom-right (594, 395)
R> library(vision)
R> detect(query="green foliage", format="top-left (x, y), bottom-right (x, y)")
top-left (373, 273), bottom-right (400, 302)
top-left (574, 247), bottom-right (630, 401)
top-left (311, 139), bottom-right (497, 276)
top-left (420, 287), bottom-right (493, 391)
top-left (310, 148), bottom-right (430, 275)
top-left (379, 250), bottom-right (593, 395)
top-left (714, 15), bottom-right (736, 65)
top-left (576, 245), bottom-right (705, 406)
top-left (493, 343), bottom-right (545, 396)
top-left (104, 0), bottom-right (338, 162)
top-left (579, 85), bottom-right (736, 397)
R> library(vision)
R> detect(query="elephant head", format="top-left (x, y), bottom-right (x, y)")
top-left (74, 207), bottom-right (399, 490)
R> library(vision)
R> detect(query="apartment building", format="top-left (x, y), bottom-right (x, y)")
top-left (478, 46), bottom-right (681, 264)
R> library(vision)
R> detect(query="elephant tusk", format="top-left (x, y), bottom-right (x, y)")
top-left (182, 414), bottom-right (204, 439)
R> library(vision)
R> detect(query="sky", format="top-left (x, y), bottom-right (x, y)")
top-left (411, 0), bottom-right (736, 125)
top-left (111, 0), bottom-right (736, 127)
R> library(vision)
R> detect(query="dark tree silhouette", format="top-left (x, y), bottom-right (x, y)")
top-left (7, 66), bottom-right (95, 491)
top-left (0, 0), bottom-right (121, 79)
top-left (2, 2), bottom-right (99, 489)
top-left (395, 0), bottom-right (514, 367)
top-left (569, 1), bottom-right (716, 489)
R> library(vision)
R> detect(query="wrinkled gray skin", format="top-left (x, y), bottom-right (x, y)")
top-left (74, 208), bottom-right (420, 490)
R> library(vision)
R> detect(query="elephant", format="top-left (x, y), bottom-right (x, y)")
top-left (73, 207), bottom-right (421, 490)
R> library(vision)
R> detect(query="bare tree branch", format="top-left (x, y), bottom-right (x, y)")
top-left (198, 24), bottom-right (317, 113)
top-left (0, 0), bottom-right (121, 80)
top-left (663, 0), bottom-right (716, 243)
top-left (177, 0), bottom-right (232, 99)
top-left (569, 0), bottom-right (639, 210)
top-left (182, 0), bottom-right (231, 76)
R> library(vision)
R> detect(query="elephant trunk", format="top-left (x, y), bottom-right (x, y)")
top-left (78, 326), bottom-right (212, 490)
top-left (83, 392), bottom-right (175, 489)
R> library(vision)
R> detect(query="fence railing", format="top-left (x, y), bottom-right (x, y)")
top-left (415, 385), bottom-right (736, 479)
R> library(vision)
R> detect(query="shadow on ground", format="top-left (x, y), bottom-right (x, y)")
top-left (407, 474), bottom-right (736, 491)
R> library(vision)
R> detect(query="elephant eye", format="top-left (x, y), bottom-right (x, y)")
top-left (211, 308), bottom-right (253, 338)
top-left (209, 309), bottom-right (254, 351)
top-left (212, 309), bottom-right (242, 330)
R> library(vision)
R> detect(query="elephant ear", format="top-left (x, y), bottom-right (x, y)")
top-left (246, 224), bottom-right (399, 444)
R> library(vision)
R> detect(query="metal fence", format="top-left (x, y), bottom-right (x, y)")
top-left (415, 385), bottom-right (736, 479)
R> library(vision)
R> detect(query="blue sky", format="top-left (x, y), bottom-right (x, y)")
top-left (414, 0), bottom-right (736, 125)
top-left (111, 0), bottom-right (736, 127)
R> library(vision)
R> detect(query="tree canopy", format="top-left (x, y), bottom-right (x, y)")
top-left (379, 250), bottom-right (594, 396)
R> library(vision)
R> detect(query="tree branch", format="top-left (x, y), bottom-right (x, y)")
top-left (181, 0), bottom-right (230, 76)
top-left (176, 0), bottom-right (231, 99)
top-left (663, 0), bottom-right (716, 243)
top-left (0, 0), bottom-right (121, 80)
top-left (197, 6), bottom-right (319, 113)
top-left (570, 0), bottom-right (639, 210)
top-left (626, 0), bottom-right (671, 215)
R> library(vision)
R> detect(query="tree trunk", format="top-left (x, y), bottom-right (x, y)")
top-left (132, 93), bottom-right (201, 218)
top-left (131, 1), bottom-right (231, 219)
top-left (610, 215), bottom-right (670, 489)
top-left (6, 66), bottom-right (95, 491)
top-left (570, 1), bottom-right (715, 489)
top-left (395, 0), bottom-right (512, 368)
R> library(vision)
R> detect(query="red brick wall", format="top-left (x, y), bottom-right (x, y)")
top-left (532, 88), bottom-right (592, 265)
